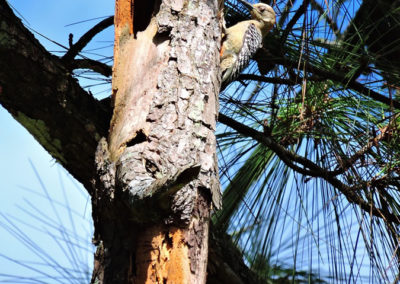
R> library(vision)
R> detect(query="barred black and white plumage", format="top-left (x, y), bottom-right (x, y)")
top-left (221, 23), bottom-right (262, 86)
top-left (220, 1), bottom-right (275, 89)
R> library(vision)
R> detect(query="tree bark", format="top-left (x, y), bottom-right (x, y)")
top-left (91, 0), bottom-right (222, 283)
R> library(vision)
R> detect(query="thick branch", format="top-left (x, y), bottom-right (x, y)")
top-left (0, 1), bottom-right (111, 193)
top-left (208, 227), bottom-right (263, 284)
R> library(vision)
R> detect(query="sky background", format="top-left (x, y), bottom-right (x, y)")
top-left (0, 1), bottom-right (114, 282)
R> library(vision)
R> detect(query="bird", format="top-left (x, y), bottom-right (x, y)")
top-left (220, 0), bottom-right (276, 88)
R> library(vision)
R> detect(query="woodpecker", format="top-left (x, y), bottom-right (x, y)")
top-left (220, 0), bottom-right (276, 87)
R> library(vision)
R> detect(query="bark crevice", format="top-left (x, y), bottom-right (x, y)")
top-left (92, 0), bottom-right (222, 282)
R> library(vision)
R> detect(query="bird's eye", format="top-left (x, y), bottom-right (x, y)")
top-left (258, 7), bottom-right (265, 12)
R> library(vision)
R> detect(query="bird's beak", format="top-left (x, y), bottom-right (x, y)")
top-left (237, 0), bottom-right (254, 11)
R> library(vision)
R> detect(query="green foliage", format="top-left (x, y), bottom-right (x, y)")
top-left (218, 0), bottom-right (400, 282)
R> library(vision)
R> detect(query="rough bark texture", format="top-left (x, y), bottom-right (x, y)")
top-left (91, 0), bottom-right (222, 283)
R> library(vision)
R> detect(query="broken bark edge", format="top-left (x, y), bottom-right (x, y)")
top-left (124, 164), bottom-right (202, 223)
top-left (95, 137), bottom-right (202, 224)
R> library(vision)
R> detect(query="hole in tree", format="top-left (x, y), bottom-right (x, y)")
top-left (133, 0), bottom-right (161, 37)
top-left (126, 130), bottom-right (147, 147)
top-left (164, 231), bottom-right (173, 250)
top-left (153, 31), bottom-right (171, 45)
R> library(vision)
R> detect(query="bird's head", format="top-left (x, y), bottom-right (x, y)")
top-left (251, 3), bottom-right (275, 27)
top-left (238, 1), bottom-right (276, 29)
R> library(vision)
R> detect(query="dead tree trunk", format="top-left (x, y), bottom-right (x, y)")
top-left (91, 0), bottom-right (222, 283)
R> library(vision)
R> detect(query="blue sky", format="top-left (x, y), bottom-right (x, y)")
top-left (0, 1), bottom-right (113, 281)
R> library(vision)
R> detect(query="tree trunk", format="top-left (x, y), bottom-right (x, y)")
top-left (91, 0), bottom-right (222, 283)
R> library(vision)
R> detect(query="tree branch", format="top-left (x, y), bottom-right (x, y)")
top-left (330, 116), bottom-right (398, 176)
top-left (240, 57), bottom-right (400, 109)
top-left (71, 59), bottom-right (112, 77)
top-left (208, 227), bottom-right (263, 284)
top-left (218, 112), bottom-right (400, 224)
top-left (310, 0), bottom-right (340, 38)
top-left (238, 74), bottom-right (298, 85)
top-left (304, 62), bottom-right (400, 108)
top-left (0, 1), bottom-right (111, 193)
top-left (238, 73), bottom-right (325, 85)
top-left (62, 16), bottom-right (114, 63)
top-left (281, 0), bottom-right (310, 44)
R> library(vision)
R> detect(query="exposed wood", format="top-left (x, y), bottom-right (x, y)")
top-left (92, 0), bottom-right (222, 282)
top-left (132, 190), bottom-right (211, 284)
top-left (134, 226), bottom-right (191, 283)
top-left (113, 0), bottom-right (134, 74)
top-left (109, 17), bottom-right (166, 161)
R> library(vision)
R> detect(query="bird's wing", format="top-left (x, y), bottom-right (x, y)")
top-left (222, 23), bottom-right (262, 85)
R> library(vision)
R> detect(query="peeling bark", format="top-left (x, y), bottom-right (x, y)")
top-left (92, 0), bottom-right (222, 282)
